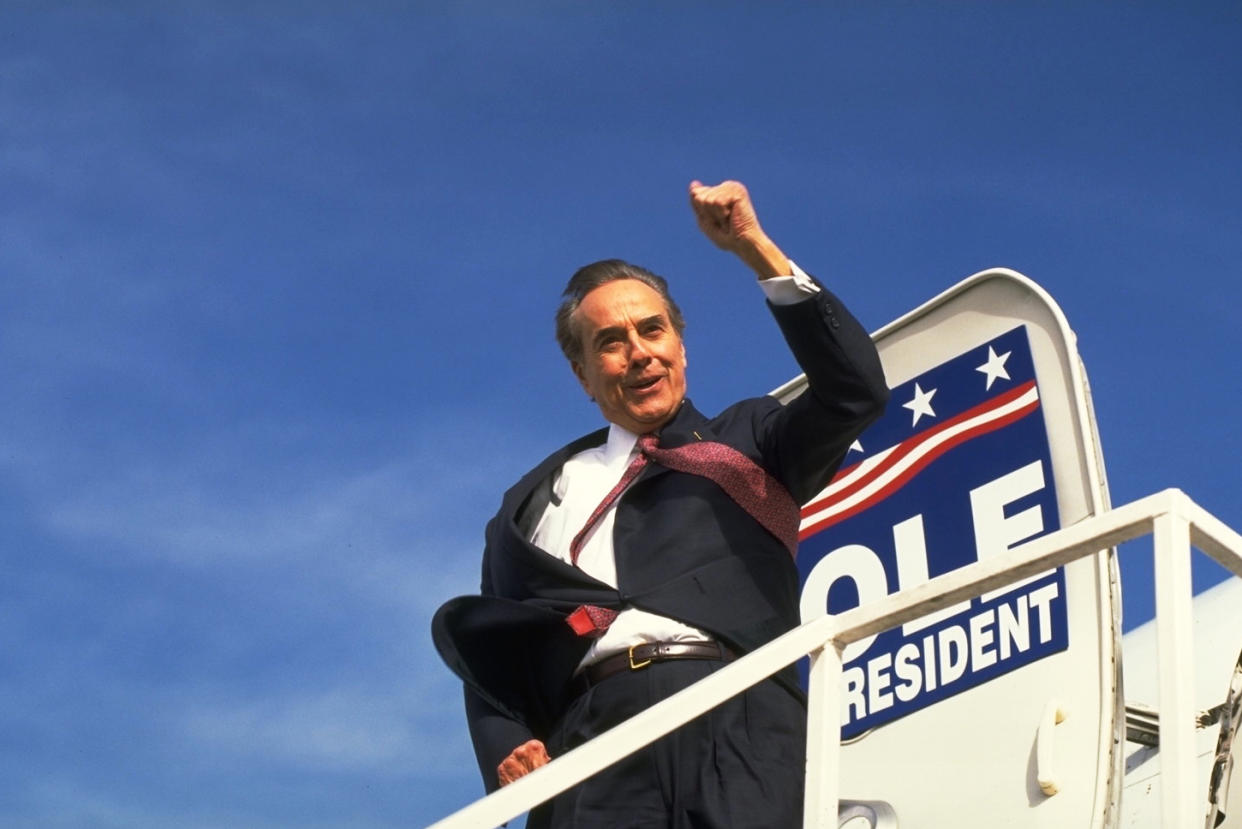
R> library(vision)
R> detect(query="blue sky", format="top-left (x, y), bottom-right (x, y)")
top-left (2, 2), bottom-right (1239, 826)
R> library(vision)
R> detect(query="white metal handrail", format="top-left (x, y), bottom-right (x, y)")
top-left (428, 489), bottom-right (1242, 829)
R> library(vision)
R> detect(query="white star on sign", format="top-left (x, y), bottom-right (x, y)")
top-left (849, 440), bottom-right (864, 453)
top-left (976, 346), bottom-right (1012, 390)
top-left (903, 383), bottom-right (937, 427)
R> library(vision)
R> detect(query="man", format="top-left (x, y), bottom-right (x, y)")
top-left (433, 180), bottom-right (888, 827)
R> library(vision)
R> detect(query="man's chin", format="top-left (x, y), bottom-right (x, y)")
top-left (623, 404), bottom-right (678, 433)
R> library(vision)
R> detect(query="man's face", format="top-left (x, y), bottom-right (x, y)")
top-left (570, 278), bottom-right (688, 435)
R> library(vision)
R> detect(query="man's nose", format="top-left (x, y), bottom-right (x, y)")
top-left (627, 331), bottom-right (652, 364)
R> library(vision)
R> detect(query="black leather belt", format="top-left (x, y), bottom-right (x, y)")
top-left (574, 640), bottom-right (735, 694)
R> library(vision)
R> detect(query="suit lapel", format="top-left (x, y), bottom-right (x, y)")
top-left (504, 427), bottom-right (611, 586)
top-left (515, 471), bottom-right (555, 540)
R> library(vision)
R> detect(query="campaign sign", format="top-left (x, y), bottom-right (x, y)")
top-left (797, 324), bottom-right (1069, 739)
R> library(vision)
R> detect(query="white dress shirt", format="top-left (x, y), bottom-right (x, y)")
top-left (529, 265), bottom-right (819, 668)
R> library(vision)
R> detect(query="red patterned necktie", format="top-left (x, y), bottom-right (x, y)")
top-left (568, 442), bottom-right (652, 567)
top-left (565, 433), bottom-right (801, 637)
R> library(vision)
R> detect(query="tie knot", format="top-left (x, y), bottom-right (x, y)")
top-left (637, 433), bottom-right (659, 454)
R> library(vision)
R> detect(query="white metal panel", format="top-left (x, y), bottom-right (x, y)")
top-left (784, 269), bottom-right (1122, 827)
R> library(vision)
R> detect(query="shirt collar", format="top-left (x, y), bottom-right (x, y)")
top-left (604, 423), bottom-right (640, 464)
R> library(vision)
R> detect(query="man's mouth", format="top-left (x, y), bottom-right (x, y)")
top-left (628, 375), bottom-right (664, 393)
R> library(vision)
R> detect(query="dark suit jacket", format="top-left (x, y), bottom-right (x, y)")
top-left (432, 281), bottom-right (888, 791)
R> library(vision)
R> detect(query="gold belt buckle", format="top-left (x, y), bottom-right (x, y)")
top-left (628, 644), bottom-right (652, 670)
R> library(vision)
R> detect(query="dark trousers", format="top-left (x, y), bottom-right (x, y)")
top-left (528, 660), bottom-right (806, 829)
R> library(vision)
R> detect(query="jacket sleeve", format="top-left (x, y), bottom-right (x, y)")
top-left (435, 590), bottom-right (592, 792)
top-left (465, 685), bottom-right (535, 794)
top-left (760, 281), bottom-right (889, 504)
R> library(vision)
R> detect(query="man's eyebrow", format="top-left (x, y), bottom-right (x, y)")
top-left (590, 314), bottom-right (667, 347)
top-left (590, 325), bottom-right (625, 348)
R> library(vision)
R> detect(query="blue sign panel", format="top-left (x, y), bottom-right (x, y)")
top-left (797, 325), bottom-right (1069, 739)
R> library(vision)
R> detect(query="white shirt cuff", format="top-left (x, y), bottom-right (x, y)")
top-left (758, 259), bottom-right (820, 305)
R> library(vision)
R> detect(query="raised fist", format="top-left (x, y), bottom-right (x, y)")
top-left (689, 179), bottom-right (764, 253)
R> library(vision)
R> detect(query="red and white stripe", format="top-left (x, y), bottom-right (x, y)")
top-left (799, 380), bottom-right (1041, 540)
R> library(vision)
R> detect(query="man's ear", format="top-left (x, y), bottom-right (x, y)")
top-left (571, 361), bottom-right (592, 397)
